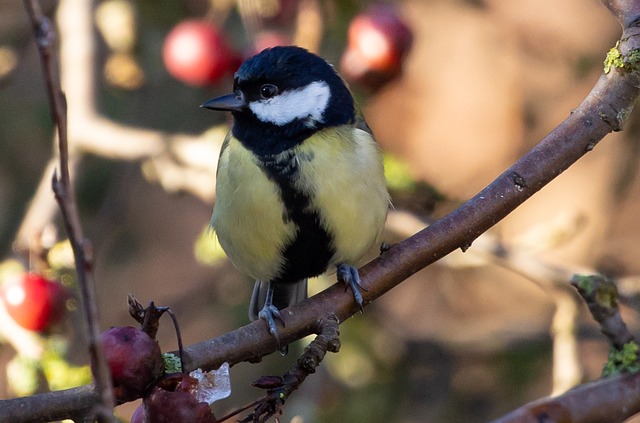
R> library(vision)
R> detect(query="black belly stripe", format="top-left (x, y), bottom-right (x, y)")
top-left (259, 151), bottom-right (335, 284)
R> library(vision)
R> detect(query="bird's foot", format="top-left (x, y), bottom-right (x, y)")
top-left (258, 303), bottom-right (287, 354)
top-left (380, 242), bottom-right (394, 254)
top-left (337, 264), bottom-right (366, 313)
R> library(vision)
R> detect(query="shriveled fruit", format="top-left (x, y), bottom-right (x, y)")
top-left (143, 373), bottom-right (216, 423)
top-left (99, 326), bottom-right (164, 402)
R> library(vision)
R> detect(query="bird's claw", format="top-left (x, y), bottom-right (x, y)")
top-left (337, 264), bottom-right (366, 313)
top-left (379, 242), bottom-right (393, 254)
top-left (258, 303), bottom-right (287, 354)
top-left (258, 303), bottom-right (284, 338)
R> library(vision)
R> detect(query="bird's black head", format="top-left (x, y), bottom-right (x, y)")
top-left (201, 46), bottom-right (355, 156)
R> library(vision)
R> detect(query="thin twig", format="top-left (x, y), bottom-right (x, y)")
top-left (165, 307), bottom-right (186, 374)
top-left (213, 398), bottom-right (263, 423)
top-left (127, 296), bottom-right (186, 373)
top-left (22, 0), bottom-right (69, 187)
top-left (22, 1), bottom-right (116, 422)
top-left (571, 274), bottom-right (635, 349)
top-left (241, 315), bottom-right (340, 423)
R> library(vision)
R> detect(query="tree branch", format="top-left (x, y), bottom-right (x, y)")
top-left (490, 371), bottom-right (640, 423)
top-left (237, 315), bottom-right (341, 422)
top-left (571, 274), bottom-right (635, 350)
top-left (22, 0), bottom-right (116, 421)
top-left (0, 385), bottom-right (99, 423)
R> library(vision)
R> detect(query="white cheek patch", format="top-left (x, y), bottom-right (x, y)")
top-left (249, 81), bottom-right (331, 127)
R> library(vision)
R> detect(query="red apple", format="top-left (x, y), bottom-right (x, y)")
top-left (163, 20), bottom-right (237, 86)
top-left (99, 326), bottom-right (164, 403)
top-left (1, 273), bottom-right (67, 332)
top-left (341, 4), bottom-right (413, 90)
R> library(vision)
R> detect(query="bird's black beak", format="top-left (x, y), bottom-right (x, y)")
top-left (200, 93), bottom-right (247, 112)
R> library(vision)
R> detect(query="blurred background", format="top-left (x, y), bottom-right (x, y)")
top-left (1, 0), bottom-right (639, 421)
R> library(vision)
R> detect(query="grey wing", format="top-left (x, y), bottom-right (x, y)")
top-left (354, 114), bottom-right (374, 136)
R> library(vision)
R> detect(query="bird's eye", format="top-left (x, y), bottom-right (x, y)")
top-left (260, 84), bottom-right (278, 99)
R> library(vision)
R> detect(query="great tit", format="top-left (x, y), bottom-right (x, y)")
top-left (202, 46), bottom-right (389, 344)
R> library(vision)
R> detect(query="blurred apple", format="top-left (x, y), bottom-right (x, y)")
top-left (163, 20), bottom-right (237, 86)
top-left (253, 31), bottom-right (290, 55)
top-left (341, 4), bottom-right (413, 90)
top-left (1, 273), bottom-right (67, 332)
top-left (261, 0), bottom-right (298, 26)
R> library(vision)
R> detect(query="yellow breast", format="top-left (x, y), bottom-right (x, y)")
top-left (211, 126), bottom-right (389, 281)
top-left (294, 126), bottom-right (389, 267)
top-left (211, 135), bottom-right (296, 281)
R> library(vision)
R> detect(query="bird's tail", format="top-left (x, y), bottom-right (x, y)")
top-left (249, 279), bottom-right (308, 321)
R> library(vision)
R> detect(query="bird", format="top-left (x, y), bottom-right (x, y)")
top-left (201, 46), bottom-right (389, 347)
